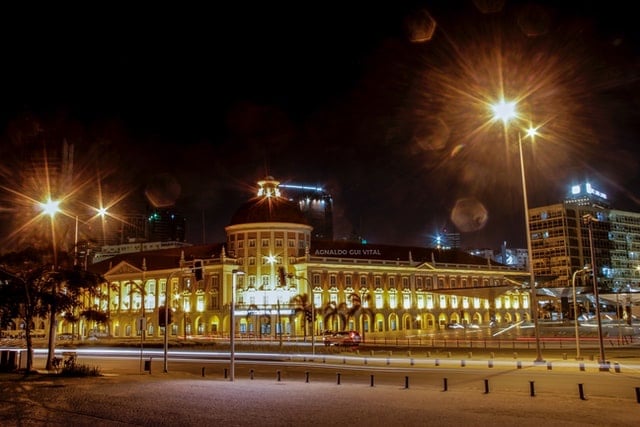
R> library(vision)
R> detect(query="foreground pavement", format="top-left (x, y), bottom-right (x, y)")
top-left (2, 347), bottom-right (640, 427)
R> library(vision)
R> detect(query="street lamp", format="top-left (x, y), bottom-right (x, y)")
top-left (288, 274), bottom-right (315, 356)
top-left (491, 100), bottom-right (544, 363)
top-left (571, 266), bottom-right (590, 360)
top-left (230, 269), bottom-right (245, 381)
top-left (583, 214), bottom-right (607, 366)
top-left (162, 267), bottom-right (190, 373)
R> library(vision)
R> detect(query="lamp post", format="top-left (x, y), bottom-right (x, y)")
top-left (162, 267), bottom-right (190, 373)
top-left (571, 267), bottom-right (589, 360)
top-left (289, 274), bottom-right (315, 355)
top-left (583, 214), bottom-right (606, 365)
top-left (40, 197), bottom-right (60, 371)
top-left (230, 269), bottom-right (245, 381)
top-left (492, 100), bottom-right (544, 362)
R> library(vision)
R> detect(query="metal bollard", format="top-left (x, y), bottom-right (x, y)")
top-left (443, 377), bottom-right (448, 391)
top-left (370, 374), bottom-right (374, 387)
top-left (614, 363), bottom-right (621, 373)
top-left (435, 358), bottom-right (440, 366)
top-left (488, 360), bottom-right (493, 368)
top-left (578, 383), bottom-right (586, 400)
top-left (305, 371), bottom-right (309, 383)
top-left (336, 373), bottom-right (341, 385)
top-left (635, 387), bottom-right (640, 404)
top-left (410, 358), bottom-right (414, 366)
top-left (517, 361), bottom-right (522, 369)
top-left (404, 376), bottom-right (409, 389)
top-left (484, 379), bottom-right (489, 394)
top-left (277, 370), bottom-right (281, 382)
top-left (201, 367), bottom-right (205, 377)
top-left (364, 357), bottom-right (368, 365)
top-left (224, 368), bottom-right (228, 379)
top-left (461, 359), bottom-right (466, 367)
top-left (250, 369), bottom-right (254, 380)
top-left (547, 362), bottom-right (552, 370)
top-left (579, 363), bottom-right (585, 372)
top-left (530, 381), bottom-right (535, 397)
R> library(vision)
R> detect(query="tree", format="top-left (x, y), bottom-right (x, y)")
top-left (322, 301), bottom-right (347, 332)
top-left (346, 292), bottom-right (374, 343)
top-left (0, 247), bottom-right (105, 372)
top-left (291, 293), bottom-right (314, 341)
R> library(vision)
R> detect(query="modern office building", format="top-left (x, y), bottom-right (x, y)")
top-left (69, 176), bottom-right (533, 341)
top-left (528, 182), bottom-right (639, 319)
top-left (278, 182), bottom-right (333, 241)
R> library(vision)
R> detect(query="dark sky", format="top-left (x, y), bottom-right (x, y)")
top-left (1, 1), bottom-right (639, 250)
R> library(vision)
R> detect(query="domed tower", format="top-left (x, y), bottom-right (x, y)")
top-left (225, 177), bottom-right (312, 293)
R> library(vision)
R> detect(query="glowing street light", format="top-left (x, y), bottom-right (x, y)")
top-left (230, 269), bottom-right (245, 381)
top-left (583, 214), bottom-right (607, 367)
top-left (571, 266), bottom-right (590, 360)
top-left (491, 99), bottom-right (544, 363)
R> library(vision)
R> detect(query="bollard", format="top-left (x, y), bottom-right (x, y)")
top-left (224, 368), bottom-right (228, 379)
top-left (305, 371), bottom-right (309, 383)
top-left (343, 357), bottom-right (346, 364)
top-left (614, 363), bottom-right (621, 373)
top-left (447, 352), bottom-right (452, 358)
top-left (336, 373), bottom-right (341, 385)
top-left (461, 359), bottom-right (466, 367)
top-left (562, 353), bottom-right (567, 360)
top-left (370, 350), bottom-right (375, 357)
top-left (407, 350), bottom-right (411, 357)
top-left (513, 352), bottom-right (518, 359)
top-left (386, 358), bottom-right (390, 366)
top-left (468, 352), bottom-right (472, 359)
top-left (578, 383), bottom-right (586, 400)
top-left (426, 351), bottom-right (431, 358)
top-left (364, 357), bottom-right (368, 365)
top-left (547, 362), bottom-right (552, 371)
top-left (250, 369), bottom-right (254, 380)
top-left (201, 367), bottom-right (205, 377)
top-left (490, 352), bottom-right (495, 359)
top-left (443, 378), bottom-right (448, 391)
top-left (530, 381), bottom-right (535, 397)
top-left (410, 358), bottom-right (414, 366)
top-left (488, 360), bottom-right (493, 368)
top-left (370, 374), bottom-right (375, 387)
top-left (484, 379), bottom-right (489, 394)
top-left (405, 376), bottom-right (409, 389)
top-left (277, 370), bottom-right (281, 382)
top-left (323, 356), bottom-right (326, 363)
top-left (435, 358), bottom-right (440, 366)
top-left (635, 387), bottom-right (640, 404)
top-left (517, 361), bottom-right (522, 369)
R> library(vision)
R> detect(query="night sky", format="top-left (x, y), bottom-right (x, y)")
top-left (1, 1), bottom-right (639, 251)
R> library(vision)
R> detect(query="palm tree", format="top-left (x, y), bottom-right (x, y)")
top-left (291, 293), bottom-right (313, 341)
top-left (346, 292), bottom-right (374, 343)
top-left (322, 301), bottom-right (347, 332)
top-left (245, 304), bottom-right (260, 338)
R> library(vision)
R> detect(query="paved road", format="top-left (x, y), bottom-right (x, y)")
top-left (2, 347), bottom-right (640, 426)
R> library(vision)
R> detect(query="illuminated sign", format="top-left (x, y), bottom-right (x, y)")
top-left (571, 183), bottom-right (607, 200)
top-left (314, 249), bottom-right (382, 256)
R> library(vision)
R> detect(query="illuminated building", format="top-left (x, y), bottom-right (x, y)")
top-left (73, 176), bottom-right (535, 341)
top-left (528, 182), bottom-right (640, 320)
top-left (279, 182), bottom-right (333, 240)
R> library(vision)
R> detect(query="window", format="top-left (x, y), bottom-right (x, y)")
top-left (417, 294), bottom-right (424, 309)
top-left (330, 275), bottom-right (337, 286)
top-left (238, 240), bottom-right (244, 249)
top-left (360, 276), bottom-right (368, 287)
top-left (249, 239), bottom-right (256, 247)
top-left (261, 239), bottom-right (269, 247)
top-left (275, 239), bottom-right (283, 247)
top-left (439, 295), bottom-right (447, 309)
top-left (249, 257), bottom-right (256, 265)
top-left (402, 277), bottom-right (409, 289)
top-left (402, 293), bottom-right (411, 309)
top-left (426, 294), bottom-right (433, 309)
top-left (375, 293), bottom-right (383, 309)
top-left (196, 295), bottom-right (205, 312)
top-left (261, 276), bottom-right (269, 289)
top-left (312, 274), bottom-right (321, 286)
top-left (211, 275), bottom-right (219, 291)
top-left (183, 296), bottom-right (191, 312)
top-left (288, 239), bottom-right (295, 248)
top-left (389, 291), bottom-right (397, 309)
top-left (345, 275), bottom-right (352, 287)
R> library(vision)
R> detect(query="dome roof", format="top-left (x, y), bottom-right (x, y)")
top-left (228, 176), bottom-right (309, 226)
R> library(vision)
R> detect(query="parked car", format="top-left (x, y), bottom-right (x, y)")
top-left (322, 330), bottom-right (362, 347)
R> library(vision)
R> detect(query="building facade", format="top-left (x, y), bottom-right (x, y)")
top-left (76, 177), bottom-right (533, 341)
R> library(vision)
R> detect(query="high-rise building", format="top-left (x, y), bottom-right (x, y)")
top-left (279, 182), bottom-right (333, 240)
top-left (528, 181), bottom-right (639, 319)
